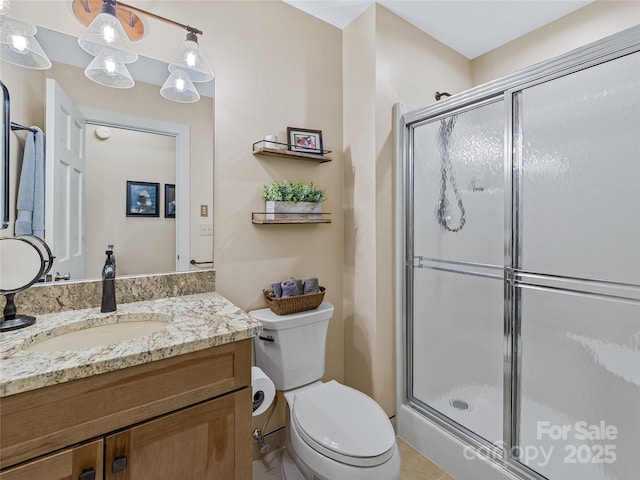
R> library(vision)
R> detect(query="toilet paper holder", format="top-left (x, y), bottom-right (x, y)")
top-left (253, 390), bottom-right (265, 413)
top-left (251, 366), bottom-right (276, 417)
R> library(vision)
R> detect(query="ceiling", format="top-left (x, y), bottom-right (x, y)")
top-left (282, 0), bottom-right (595, 59)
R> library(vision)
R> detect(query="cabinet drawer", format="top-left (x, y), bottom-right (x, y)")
top-left (0, 439), bottom-right (103, 480)
top-left (1, 339), bottom-right (250, 469)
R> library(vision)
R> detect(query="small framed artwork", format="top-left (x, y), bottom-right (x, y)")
top-left (287, 127), bottom-right (323, 154)
top-left (126, 181), bottom-right (160, 217)
top-left (165, 184), bottom-right (176, 218)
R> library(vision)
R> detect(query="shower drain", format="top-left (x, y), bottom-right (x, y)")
top-left (450, 399), bottom-right (470, 411)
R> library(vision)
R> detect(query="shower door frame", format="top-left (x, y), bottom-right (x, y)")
top-left (395, 25), bottom-right (640, 480)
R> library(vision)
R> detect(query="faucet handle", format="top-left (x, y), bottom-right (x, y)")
top-left (54, 272), bottom-right (71, 281)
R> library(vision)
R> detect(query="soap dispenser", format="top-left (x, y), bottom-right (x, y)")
top-left (101, 245), bottom-right (116, 313)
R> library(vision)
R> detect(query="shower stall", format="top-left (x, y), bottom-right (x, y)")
top-left (395, 26), bottom-right (639, 480)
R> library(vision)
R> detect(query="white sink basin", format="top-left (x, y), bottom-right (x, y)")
top-left (24, 313), bottom-right (171, 352)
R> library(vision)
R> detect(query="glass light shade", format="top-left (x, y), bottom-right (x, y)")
top-left (0, 15), bottom-right (36, 37)
top-left (0, 32), bottom-right (51, 69)
top-left (160, 69), bottom-right (200, 103)
top-left (0, 0), bottom-right (10, 15)
top-left (78, 10), bottom-right (137, 63)
top-left (168, 36), bottom-right (213, 83)
top-left (0, 1), bottom-right (37, 36)
top-left (84, 49), bottom-right (134, 88)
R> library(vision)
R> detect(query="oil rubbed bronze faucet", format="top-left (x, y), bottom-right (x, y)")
top-left (101, 245), bottom-right (116, 313)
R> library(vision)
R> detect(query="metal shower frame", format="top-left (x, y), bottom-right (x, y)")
top-left (395, 25), bottom-right (640, 480)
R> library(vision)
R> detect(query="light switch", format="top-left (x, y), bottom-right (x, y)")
top-left (200, 205), bottom-right (208, 217)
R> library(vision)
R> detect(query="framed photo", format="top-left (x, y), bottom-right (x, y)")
top-left (126, 181), bottom-right (159, 217)
top-left (165, 184), bottom-right (176, 218)
top-left (287, 127), bottom-right (323, 154)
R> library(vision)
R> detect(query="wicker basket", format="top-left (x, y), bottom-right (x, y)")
top-left (263, 287), bottom-right (326, 316)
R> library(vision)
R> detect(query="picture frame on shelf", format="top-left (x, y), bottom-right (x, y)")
top-left (126, 181), bottom-right (160, 217)
top-left (165, 184), bottom-right (176, 218)
top-left (287, 127), bottom-right (323, 154)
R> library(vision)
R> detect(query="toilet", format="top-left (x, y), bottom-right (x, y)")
top-left (251, 302), bottom-right (401, 480)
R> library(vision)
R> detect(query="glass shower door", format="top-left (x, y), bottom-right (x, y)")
top-left (409, 99), bottom-right (505, 444)
top-left (513, 51), bottom-right (640, 480)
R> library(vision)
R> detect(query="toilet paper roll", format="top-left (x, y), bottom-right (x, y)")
top-left (251, 366), bottom-right (276, 416)
top-left (265, 134), bottom-right (279, 149)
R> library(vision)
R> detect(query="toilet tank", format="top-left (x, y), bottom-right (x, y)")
top-left (251, 302), bottom-right (334, 391)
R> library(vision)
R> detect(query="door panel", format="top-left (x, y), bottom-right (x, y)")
top-left (517, 51), bottom-right (640, 285)
top-left (45, 78), bottom-right (86, 280)
top-left (412, 268), bottom-right (504, 444)
top-left (105, 389), bottom-right (251, 480)
top-left (518, 288), bottom-right (640, 480)
top-left (410, 99), bottom-right (505, 445)
top-left (412, 100), bottom-right (504, 267)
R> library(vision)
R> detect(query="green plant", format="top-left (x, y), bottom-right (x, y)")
top-left (261, 181), bottom-right (327, 203)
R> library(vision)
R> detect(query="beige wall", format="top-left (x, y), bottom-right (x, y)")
top-left (85, 127), bottom-right (175, 278)
top-left (207, 1), bottom-right (345, 433)
top-left (343, 3), bottom-right (378, 408)
top-left (343, 4), bottom-right (472, 416)
top-left (472, 0), bottom-right (640, 85)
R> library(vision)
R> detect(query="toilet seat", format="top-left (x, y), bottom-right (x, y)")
top-left (290, 381), bottom-right (396, 467)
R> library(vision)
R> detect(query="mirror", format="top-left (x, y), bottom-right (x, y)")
top-left (1, 81), bottom-right (8, 230)
top-left (0, 235), bottom-right (53, 331)
top-left (1, 27), bottom-right (214, 282)
top-left (79, 105), bottom-right (189, 279)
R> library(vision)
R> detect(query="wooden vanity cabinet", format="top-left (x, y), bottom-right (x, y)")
top-left (105, 390), bottom-right (249, 480)
top-left (0, 339), bottom-right (252, 479)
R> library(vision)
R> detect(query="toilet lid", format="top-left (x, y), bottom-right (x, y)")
top-left (291, 381), bottom-right (396, 467)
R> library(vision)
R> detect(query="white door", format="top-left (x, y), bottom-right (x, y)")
top-left (45, 79), bottom-right (86, 281)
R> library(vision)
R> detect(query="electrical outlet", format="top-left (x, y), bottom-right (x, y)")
top-left (200, 205), bottom-right (208, 217)
top-left (200, 223), bottom-right (213, 236)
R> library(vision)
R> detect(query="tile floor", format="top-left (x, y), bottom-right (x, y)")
top-left (397, 438), bottom-right (454, 480)
top-left (253, 436), bottom-right (454, 480)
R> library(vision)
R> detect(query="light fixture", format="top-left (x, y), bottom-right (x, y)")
top-left (73, 0), bottom-right (214, 101)
top-left (0, 32), bottom-right (51, 70)
top-left (160, 68), bottom-right (200, 103)
top-left (0, 0), bottom-right (51, 69)
top-left (84, 48), bottom-right (134, 88)
top-left (77, 0), bottom-right (137, 64)
top-left (168, 30), bottom-right (214, 83)
top-left (0, 15), bottom-right (35, 37)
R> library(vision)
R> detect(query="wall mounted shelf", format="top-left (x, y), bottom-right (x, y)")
top-left (252, 212), bottom-right (331, 225)
top-left (252, 140), bottom-right (332, 163)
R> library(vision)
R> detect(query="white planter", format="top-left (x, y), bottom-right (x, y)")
top-left (266, 201), bottom-right (322, 219)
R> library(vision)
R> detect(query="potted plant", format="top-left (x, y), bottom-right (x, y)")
top-left (262, 181), bottom-right (327, 219)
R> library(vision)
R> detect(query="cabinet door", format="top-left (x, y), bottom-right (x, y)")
top-left (0, 439), bottom-right (103, 480)
top-left (105, 388), bottom-right (251, 480)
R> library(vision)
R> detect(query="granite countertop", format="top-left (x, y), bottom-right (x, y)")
top-left (0, 292), bottom-right (262, 398)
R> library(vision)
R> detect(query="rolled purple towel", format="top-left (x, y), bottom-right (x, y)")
top-left (303, 277), bottom-right (319, 294)
top-left (292, 278), bottom-right (303, 294)
top-left (272, 282), bottom-right (283, 298)
top-left (281, 280), bottom-right (299, 297)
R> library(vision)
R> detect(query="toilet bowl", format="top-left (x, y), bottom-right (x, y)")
top-left (250, 303), bottom-right (401, 480)
top-left (284, 381), bottom-right (401, 479)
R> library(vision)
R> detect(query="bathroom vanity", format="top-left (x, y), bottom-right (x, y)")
top-left (0, 292), bottom-right (261, 479)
